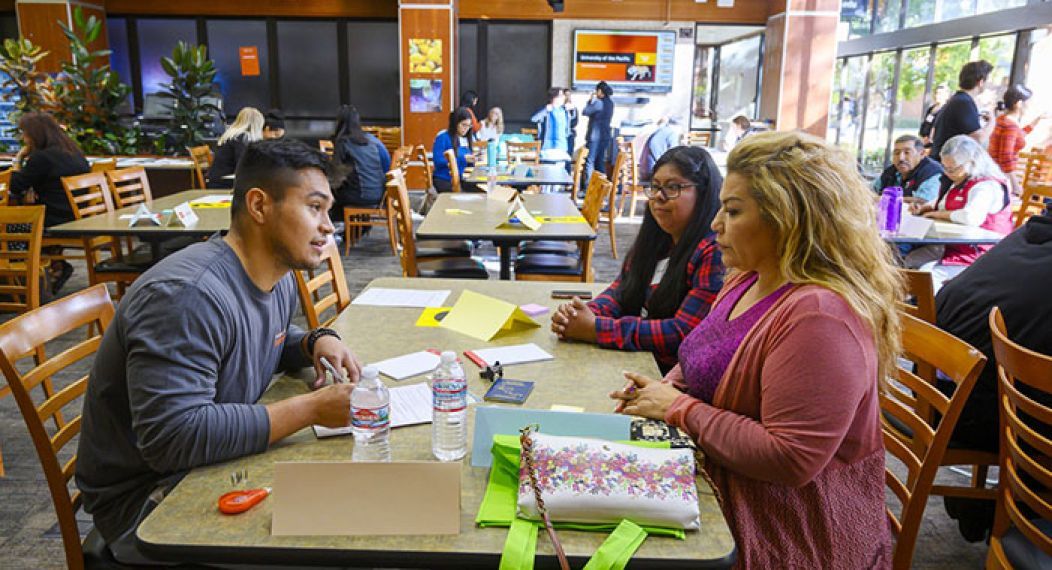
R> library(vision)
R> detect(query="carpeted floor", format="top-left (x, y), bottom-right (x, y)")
top-left (0, 213), bottom-right (988, 569)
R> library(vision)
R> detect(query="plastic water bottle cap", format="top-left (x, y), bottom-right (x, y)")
top-left (361, 366), bottom-right (379, 381)
top-left (440, 351), bottom-right (457, 364)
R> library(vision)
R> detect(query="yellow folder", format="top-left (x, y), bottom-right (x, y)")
top-left (438, 290), bottom-right (540, 341)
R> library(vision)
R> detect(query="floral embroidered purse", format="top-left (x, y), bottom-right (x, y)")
top-left (516, 427), bottom-right (701, 569)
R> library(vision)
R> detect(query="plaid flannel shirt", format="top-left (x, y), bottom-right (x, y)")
top-left (588, 234), bottom-right (724, 371)
top-left (988, 115), bottom-right (1032, 175)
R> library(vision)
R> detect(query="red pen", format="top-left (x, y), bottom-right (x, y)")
top-left (218, 487), bottom-right (271, 515)
top-left (462, 350), bottom-right (487, 368)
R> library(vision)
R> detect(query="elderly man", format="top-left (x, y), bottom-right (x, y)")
top-left (872, 134), bottom-right (944, 203)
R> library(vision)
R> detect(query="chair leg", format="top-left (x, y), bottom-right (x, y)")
top-left (386, 219), bottom-right (398, 256)
top-left (629, 190), bottom-right (641, 219)
top-left (608, 218), bottom-right (618, 259)
top-left (343, 220), bottom-right (352, 256)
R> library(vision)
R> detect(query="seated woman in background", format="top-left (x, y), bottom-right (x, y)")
top-left (476, 107), bottom-right (504, 142)
top-left (330, 105), bottom-right (391, 216)
top-left (611, 131), bottom-right (901, 568)
top-left (10, 111), bottom-right (90, 293)
top-left (551, 146), bottom-right (724, 373)
top-left (431, 107), bottom-right (476, 193)
top-left (907, 134), bottom-right (1013, 291)
top-left (207, 107), bottom-right (264, 188)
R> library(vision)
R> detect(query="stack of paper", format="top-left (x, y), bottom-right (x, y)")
top-left (351, 287), bottom-right (451, 308)
top-left (313, 383), bottom-right (433, 438)
top-left (467, 343), bottom-right (553, 367)
top-left (370, 351), bottom-right (442, 380)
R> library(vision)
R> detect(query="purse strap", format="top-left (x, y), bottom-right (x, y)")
top-left (520, 425), bottom-right (571, 570)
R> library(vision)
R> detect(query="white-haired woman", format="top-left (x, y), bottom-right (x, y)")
top-left (207, 107), bottom-right (264, 188)
top-left (907, 134), bottom-right (1013, 290)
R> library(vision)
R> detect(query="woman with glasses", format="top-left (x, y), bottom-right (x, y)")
top-left (907, 134), bottom-right (1013, 291)
top-left (611, 131), bottom-right (901, 568)
top-left (551, 146), bottom-right (724, 373)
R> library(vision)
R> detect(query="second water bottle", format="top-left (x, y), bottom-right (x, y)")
top-left (430, 351), bottom-right (467, 461)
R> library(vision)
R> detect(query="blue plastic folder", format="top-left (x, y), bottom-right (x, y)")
top-left (470, 406), bottom-right (632, 468)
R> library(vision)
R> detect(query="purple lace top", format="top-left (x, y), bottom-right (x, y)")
top-left (678, 273), bottom-right (793, 403)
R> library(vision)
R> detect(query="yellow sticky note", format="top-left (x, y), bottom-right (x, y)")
top-left (535, 216), bottom-right (588, 224)
top-left (415, 307), bottom-right (452, 327)
top-left (550, 404), bottom-right (585, 413)
top-left (439, 290), bottom-right (540, 341)
top-left (497, 203), bottom-right (541, 231)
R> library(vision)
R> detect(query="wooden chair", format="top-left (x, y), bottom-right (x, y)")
top-left (687, 131), bottom-right (712, 147)
top-left (520, 127), bottom-right (538, 137)
top-left (378, 127), bottom-right (402, 155)
top-left (0, 168), bottom-right (11, 206)
top-left (0, 285), bottom-right (118, 569)
top-left (506, 140), bottom-right (541, 165)
top-left (386, 171), bottom-right (487, 279)
top-left (444, 148), bottom-right (463, 193)
top-left (882, 311), bottom-right (987, 569)
top-left (62, 172), bottom-right (149, 295)
top-left (1015, 181), bottom-right (1052, 228)
top-left (615, 137), bottom-right (644, 219)
top-left (104, 166), bottom-right (152, 209)
top-left (1019, 150), bottom-right (1052, 189)
top-left (415, 144), bottom-right (435, 187)
top-left (342, 194), bottom-right (397, 256)
top-left (898, 268), bottom-right (936, 324)
top-left (294, 241), bottom-right (351, 328)
top-left (597, 150), bottom-right (625, 259)
top-left (514, 172), bottom-right (610, 283)
top-left (188, 145), bottom-right (214, 189)
top-left (89, 158), bottom-right (117, 173)
top-left (569, 146), bottom-right (589, 206)
top-left (472, 140), bottom-right (490, 165)
top-left (987, 306), bottom-right (1052, 569)
top-left (319, 139), bottom-right (334, 156)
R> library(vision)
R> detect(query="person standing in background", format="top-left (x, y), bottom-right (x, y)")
top-left (459, 90), bottom-right (481, 133)
top-left (930, 61), bottom-right (994, 161)
top-left (988, 84), bottom-right (1047, 196)
top-left (563, 88), bottom-right (578, 156)
top-left (920, 85), bottom-right (950, 148)
top-left (581, 81), bottom-right (615, 191)
top-left (531, 88), bottom-right (571, 159)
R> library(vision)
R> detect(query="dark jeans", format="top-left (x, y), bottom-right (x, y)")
top-left (433, 176), bottom-right (481, 193)
top-left (582, 137), bottom-right (610, 191)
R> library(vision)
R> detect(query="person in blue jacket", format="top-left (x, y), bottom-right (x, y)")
top-left (330, 105), bottom-right (391, 214)
top-left (531, 87), bottom-right (571, 157)
top-left (432, 106), bottom-right (476, 192)
top-left (582, 81), bottom-right (615, 190)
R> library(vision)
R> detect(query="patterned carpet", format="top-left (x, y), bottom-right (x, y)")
top-left (0, 212), bottom-right (987, 568)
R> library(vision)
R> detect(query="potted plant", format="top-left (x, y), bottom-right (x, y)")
top-left (157, 41), bottom-right (220, 154)
top-left (0, 37), bottom-right (54, 121)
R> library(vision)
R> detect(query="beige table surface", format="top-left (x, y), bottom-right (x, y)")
top-left (136, 277), bottom-right (736, 568)
top-left (46, 190), bottom-right (231, 238)
top-left (416, 193), bottom-right (596, 242)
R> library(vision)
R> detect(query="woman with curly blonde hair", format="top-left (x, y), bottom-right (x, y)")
top-left (612, 131), bottom-right (902, 568)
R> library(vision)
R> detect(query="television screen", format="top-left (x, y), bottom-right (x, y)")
top-left (572, 29), bottom-right (676, 93)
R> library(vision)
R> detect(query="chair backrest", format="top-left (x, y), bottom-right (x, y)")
top-left (617, 138), bottom-right (638, 188)
top-left (385, 170), bottom-right (419, 277)
top-left (1019, 151), bottom-right (1052, 189)
top-left (104, 166), bottom-right (152, 209)
top-left (188, 145), bottom-right (213, 189)
top-left (898, 268), bottom-right (936, 324)
top-left (570, 147), bottom-right (589, 194)
top-left (1015, 181), bottom-right (1052, 228)
top-left (89, 158), bottom-right (117, 174)
top-left (471, 140), bottom-right (489, 165)
top-left (988, 306), bottom-right (1052, 567)
top-left (580, 172), bottom-right (610, 230)
top-left (507, 140), bottom-right (541, 165)
top-left (688, 131), bottom-right (712, 147)
top-left (414, 144), bottom-right (434, 181)
top-left (294, 241), bottom-right (351, 328)
top-left (882, 311), bottom-right (986, 569)
top-left (0, 168), bottom-right (11, 206)
top-left (319, 139), bottom-right (334, 156)
top-left (0, 284), bottom-right (115, 570)
top-left (379, 127), bottom-right (401, 155)
top-left (61, 172), bottom-right (115, 220)
top-left (0, 206), bottom-right (45, 314)
top-left (610, 148), bottom-right (628, 199)
top-left (520, 127), bottom-right (538, 137)
top-left (443, 148), bottom-right (462, 193)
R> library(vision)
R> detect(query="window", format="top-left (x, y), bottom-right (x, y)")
top-left (841, 0), bottom-right (874, 39)
top-left (874, 0), bottom-right (902, 33)
top-left (346, 21), bottom-right (400, 122)
top-left (861, 51), bottom-right (896, 172)
top-left (206, 20), bottom-right (270, 116)
top-left (107, 18), bottom-right (134, 111)
top-left (904, 0), bottom-right (935, 28)
top-left (937, 0), bottom-right (975, 23)
top-left (714, 35), bottom-right (762, 122)
top-left (691, 46), bottom-right (715, 127)
top-left (932, 40), bottom-right (971, 94)
top-left (836, 56), bottom-right (867, 153)
top-left (892, 47), bottom-right (931, 144)
top-left (1024, 27), bottom-right (1052, 148)
top-left (977, 0), bottom-right (1027, 16)
top-left (137, 19), bottom-right (197, 96)
top-left (276, 21), bottom-right (339, 117)
top-left (977, 34), bottom-right (1017, 110)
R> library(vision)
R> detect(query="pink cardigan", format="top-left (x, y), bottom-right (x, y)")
top-left (664, 272), bottom-right (891, 569)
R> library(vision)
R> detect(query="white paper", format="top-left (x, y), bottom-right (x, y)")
top-left (350, 287), bottom-right (451, 308)
top-left (371, 350), bottom-right (441, 381)
top-left (313, 383), bottom-right (434, 438)
top-left (469, 343), bottom-right (553, 367)
top-left (450, 194), bottom-right (482, 202)
top-left (171, 201), bottom-right (200, 227)
top-left (190, 194), bottom-right (232, 205)
top-left (898, 214), bottom-right (934, 239)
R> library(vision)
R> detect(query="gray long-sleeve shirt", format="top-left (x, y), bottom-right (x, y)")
top-left (75, 236), bottom-right (311, 542)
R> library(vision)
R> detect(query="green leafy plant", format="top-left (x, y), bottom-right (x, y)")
top-left (158, 41), bottom-right (220, 153)
top-left (0, 38), bottom-right (54, 121)
top-left (49, 7), bottom-right (137, 155)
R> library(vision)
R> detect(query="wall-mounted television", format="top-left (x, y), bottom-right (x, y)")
top-left (572, 29), bottom-right (676, 93)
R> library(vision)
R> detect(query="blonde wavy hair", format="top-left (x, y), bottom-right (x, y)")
top-left (218, 107), bottom-right (264, 146)
top-left (726, 130), bottom-right (903, 379)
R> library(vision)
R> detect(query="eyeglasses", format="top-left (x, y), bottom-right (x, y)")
top-left (643, 182), bottom-right (696, 200)
top-left (943, 162), bottom-right (968, 174)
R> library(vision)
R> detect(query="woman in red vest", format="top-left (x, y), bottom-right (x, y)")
top-left (906, 134), bottom-right (1014, 291)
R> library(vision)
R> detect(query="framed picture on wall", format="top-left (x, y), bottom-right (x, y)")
top-left (410, 79), bottom-right (443, 113)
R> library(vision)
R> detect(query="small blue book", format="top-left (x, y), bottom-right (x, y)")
top-left (483, 379), bottom-right (534, 404)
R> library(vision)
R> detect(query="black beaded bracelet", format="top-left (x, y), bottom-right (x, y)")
top-left (305, 327), bottom-right (341, 356)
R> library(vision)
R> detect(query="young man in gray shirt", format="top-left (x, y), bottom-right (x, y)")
top-left (76, 139), bottom-right (361, 564)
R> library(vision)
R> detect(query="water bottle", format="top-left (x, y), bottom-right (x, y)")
top-left (487, 168), bottom-right (498, 193)
top-left (351, 366), bottom-right (391, 462)
top-left (882, 186), bottom-right (903, 234)
top-left (430, 351), bottom-right (468, 461)
top-left (877, 191), bottom-right (891, 236)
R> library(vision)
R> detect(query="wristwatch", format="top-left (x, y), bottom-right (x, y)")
top-left (305, 327), bottom-right (341, 356)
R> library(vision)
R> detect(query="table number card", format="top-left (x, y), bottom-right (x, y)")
top-left (169, 202), bottom-right (200, 228)
top-left (128, 204), bottom-right (161, 227)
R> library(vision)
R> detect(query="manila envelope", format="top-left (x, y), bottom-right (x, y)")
top-left (271, 461), bottom-right (461, 536)
top-left (486, 184), bottom-right (518, 203)
top-left (439, 290), bottom-right (540, 341)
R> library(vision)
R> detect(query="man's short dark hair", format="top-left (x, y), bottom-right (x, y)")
top-left (264, 109), bottom-right (285, 130)
top-left (894, 134), bottom-right (925, 150)
top-left (959, 60), bottom-right (993, 90)
top-left (596, 81), bottom-right (613, 97)
top-left (231, 139), bottom-right (333, 219)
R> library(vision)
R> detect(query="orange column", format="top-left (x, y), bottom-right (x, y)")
top-left (16, 0), bottom-right (108, 74)
top-left (398, 0), bottom-right (456, 151)
top-left (760, 0), bottom-right (838, 136)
